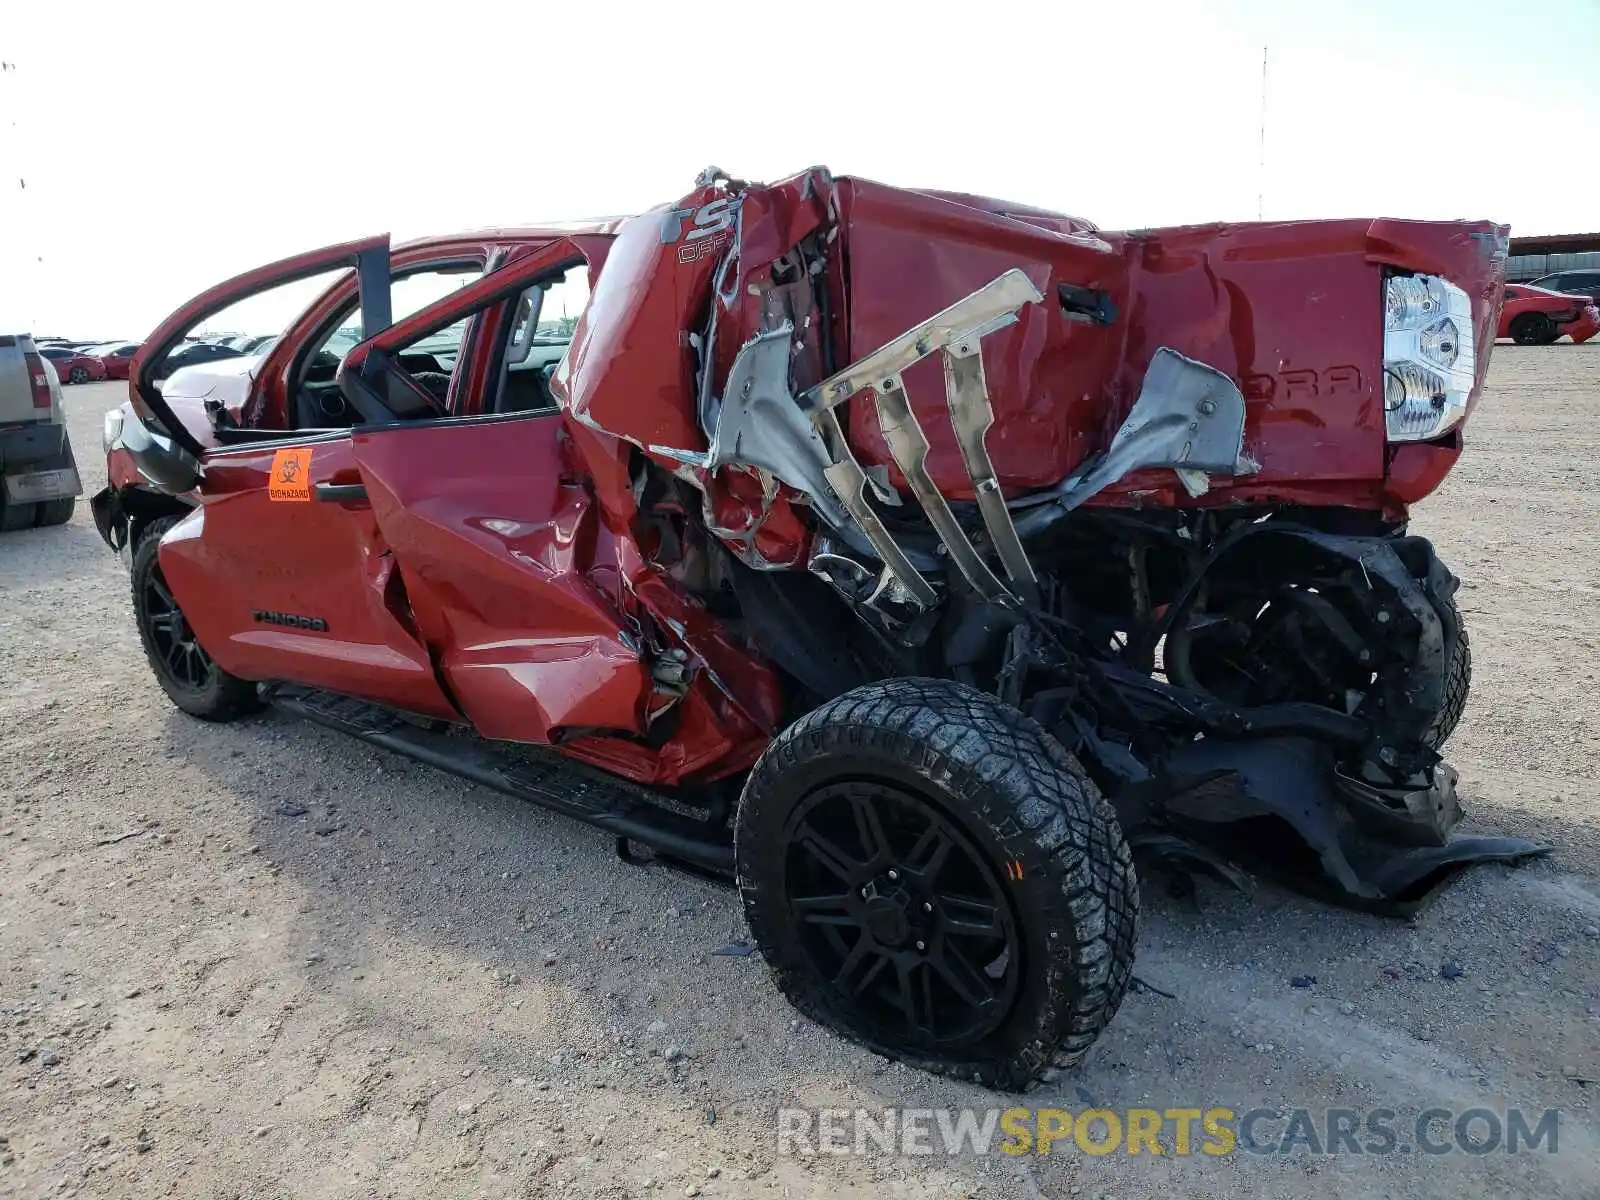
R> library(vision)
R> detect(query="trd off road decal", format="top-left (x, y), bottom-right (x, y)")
top-left (267, 447), bottom-right (312, 502)
top-left (659, 199), bottom-right (735, 265)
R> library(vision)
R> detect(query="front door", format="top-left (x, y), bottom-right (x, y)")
top-left (127, 235), bottom-right (457, 718)
top-left (158, 432), bottom-right (459, 720)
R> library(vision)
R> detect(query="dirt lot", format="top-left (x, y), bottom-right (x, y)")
top-left (2, 349), bottom-right (1598, 1200)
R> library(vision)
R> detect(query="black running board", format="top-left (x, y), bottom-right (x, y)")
top-left (271, 687), bottom-right (734, 876)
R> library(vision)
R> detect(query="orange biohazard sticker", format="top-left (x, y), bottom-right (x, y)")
top-left (268, 447), bottom-right (312, 502)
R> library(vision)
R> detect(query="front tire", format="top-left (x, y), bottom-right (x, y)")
top-left (735, 678), bottom-right (1138, 1090)
top-left (131, 515), bottom-right (263, 721)
top-left (68, 366), bottom-right (88, 384)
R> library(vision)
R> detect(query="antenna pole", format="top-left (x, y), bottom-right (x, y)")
top-left (1257, 45), bottom-right (1268, 221)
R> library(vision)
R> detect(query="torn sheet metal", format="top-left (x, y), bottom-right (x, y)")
top-left (944, 344), bottom-right (1037, 592)
top-left (651, 324), bottom-right (853, 532)
top-left (801, 269), bottom-right (1044, 416)
top-left (1012, 348), bottom-right (1254, 537)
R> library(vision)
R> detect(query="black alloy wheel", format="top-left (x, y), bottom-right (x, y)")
top-left (781, 779), bottom-right (1022, 1049)
top-left (1509, 312), bottom-right (1554, 346)
top-left (143, 563), bottom-right (213, 690)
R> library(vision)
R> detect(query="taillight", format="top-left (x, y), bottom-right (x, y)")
top-left (22, 353), bottom-right (53, 409)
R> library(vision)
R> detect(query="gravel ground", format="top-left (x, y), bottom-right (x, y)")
top-left (2, 350), bottom-right (1598, 1200)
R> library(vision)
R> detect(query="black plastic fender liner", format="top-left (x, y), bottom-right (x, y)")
top-left (1150, 523), bottom-right (1461, 751)
top-left (1155, 735), bottom-right (1548, 916)
top-left (90, 486), bottom-right (126, 552)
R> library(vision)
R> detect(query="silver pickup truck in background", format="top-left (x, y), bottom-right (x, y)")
top-left (0, 334), bottom-right (82, 531)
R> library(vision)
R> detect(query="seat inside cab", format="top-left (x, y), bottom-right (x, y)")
top-left (493, 265), bottom-right (590, 414)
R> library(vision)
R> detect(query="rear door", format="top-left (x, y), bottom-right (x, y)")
top-left (331, 241), bottom-right (653, 745)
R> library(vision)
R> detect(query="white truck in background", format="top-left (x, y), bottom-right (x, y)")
top-left (0, 334), bottom-right (82, 531)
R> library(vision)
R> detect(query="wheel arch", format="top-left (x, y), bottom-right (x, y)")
top-left (120, 486), bottom-right (194, 552)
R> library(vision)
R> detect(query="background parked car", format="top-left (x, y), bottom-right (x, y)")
top-left (1525, 268), bottom-right (1600, 305)
top-left (0, 334), bottom-right (81, 529)
top-left (1498, 284), bottom-right (1600, 345)
top-left (37, 345), bottom-right (109, 383)
top-left (152, 340), bottom-right (243, 379)
top-left (89, 342), bottom-right (141, 380)
top-left (220, 334), bottom-right (274, 353)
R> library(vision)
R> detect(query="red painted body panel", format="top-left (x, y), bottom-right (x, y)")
top-left (561, 196), bottom-right (723, 457)
top-left (825, 185), bottom-right (1505, 509)
top-left (350, 415), bottom-right (649, 744)
top-left (1384, 431), bottom-right (1464, 509)
top-left (1566, 310), bottom-right (1600, 344)
top-left (95, 347), bottom-right (136, 380)
top-left (836, 178), bottom-right (1124, 496)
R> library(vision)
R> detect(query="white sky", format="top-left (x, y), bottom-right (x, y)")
top-left (2, 0), bottom-right (1597, 338)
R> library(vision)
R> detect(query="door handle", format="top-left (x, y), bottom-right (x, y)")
top-left (314, 482), bottom-right (368, 503)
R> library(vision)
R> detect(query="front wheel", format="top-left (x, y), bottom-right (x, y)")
top-left (131, 515), bottom-right (263, 721)
top-left (68, 366), bottom-right (88, 384)
top-left (735, 678), bottom-right (1138, 1090)
top-left (1509, 313), bottom-right (1554, 346)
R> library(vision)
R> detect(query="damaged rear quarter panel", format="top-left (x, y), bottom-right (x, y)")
top-left (559, 190), bottom-right (728, 458)
top-left (836, 179), bottom-right (1128, 498)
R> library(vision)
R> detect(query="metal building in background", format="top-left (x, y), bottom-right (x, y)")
top-left (1507, 232), bottom-right (1600, 282)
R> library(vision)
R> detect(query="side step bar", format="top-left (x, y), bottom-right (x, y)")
top-left (271, 686), bottom-right (733, 876)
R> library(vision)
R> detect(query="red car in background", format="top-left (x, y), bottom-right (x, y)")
top-left (37, 345), bottom-right (109, 383)
top-left (90, 343), bottom-right (141, 380)
top-left (1497, 283), bottom-right (1600, 345)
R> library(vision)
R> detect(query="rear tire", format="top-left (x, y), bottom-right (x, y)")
top-left (35, 497), bottom-right (75, 527)
top-left (1424, 596), bottom-right (1470, 749)
top-left (1509, 313), bottom-right (1554, 346)
top-left (735, 677), bottom-right (1138, 1090)
top-left (68, 366), bottom-right (88, 384)
top-left (0, 499), bottom-right (38, 532)
top-left (131, 515), bottom-right (263, 721)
